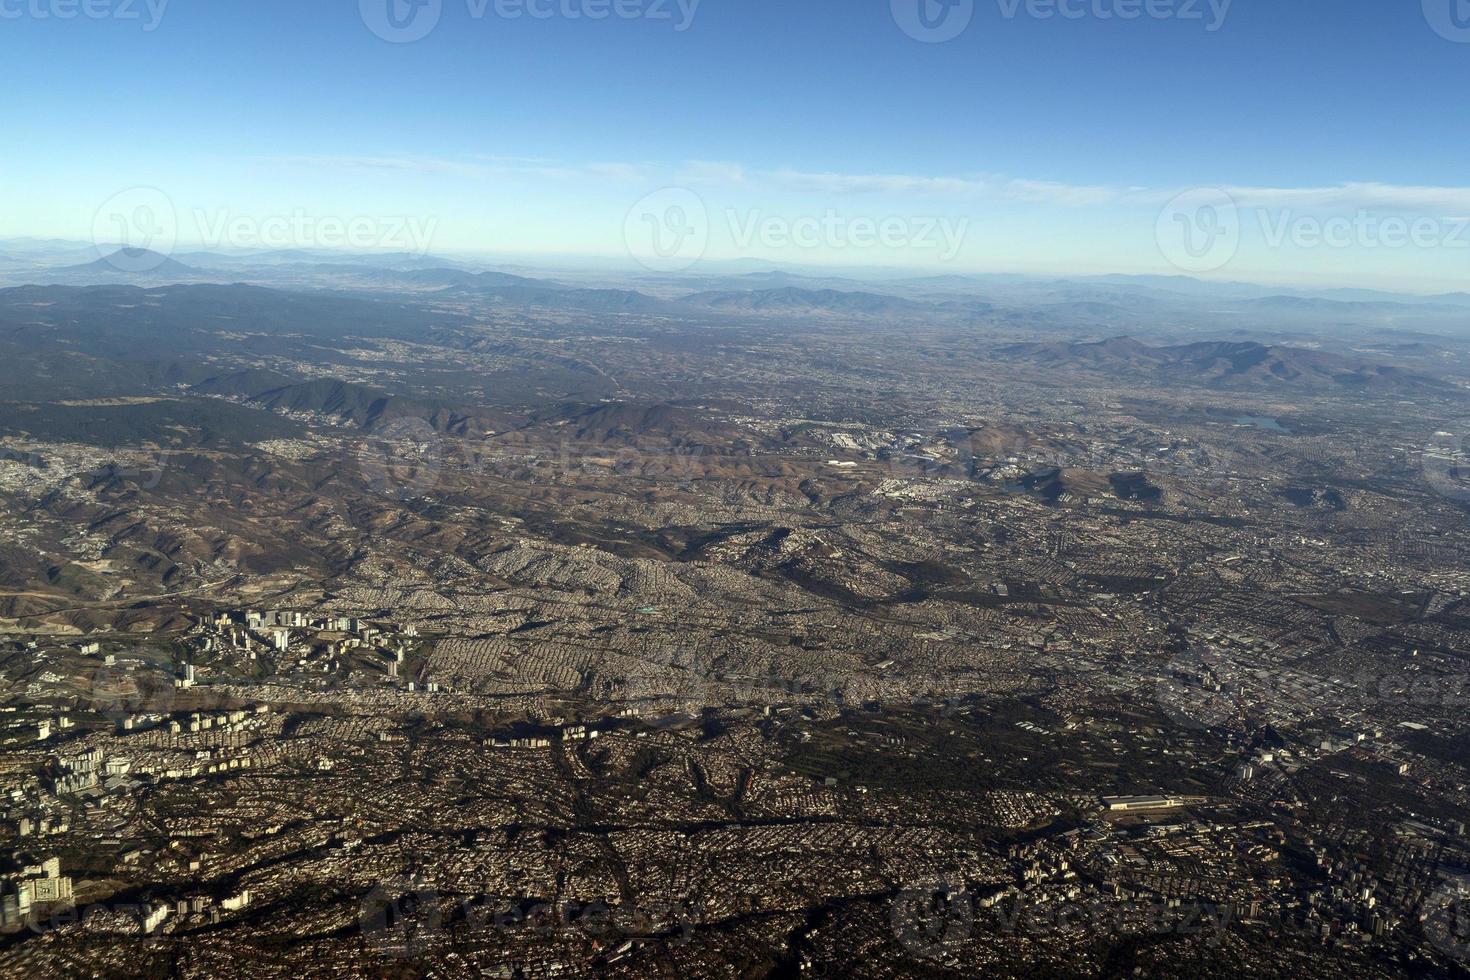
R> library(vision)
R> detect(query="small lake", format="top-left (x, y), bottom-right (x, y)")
top-left (1211, 411), bottom-right (1293, 431)
top-left (1232, 415), bottom-right (1290, 433)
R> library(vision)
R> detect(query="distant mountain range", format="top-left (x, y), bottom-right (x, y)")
top-left (446, 280), bottom-right (675, 313)
top-left (681, 287), bottom-right (931, 316)
top-left (999, 336), bottom-right (1453, 391)
top-left (4, 250), bottom-right (1470, 368)
top-left (50, 248), bottom-right (205, 280)
top-left (192, 371), bottom-right (408, 429)
top-left (188, 369), bottom-right (511, 438)
top-left (170, 249), bottom-right (461, 271)
top-left (6, 243), bottom-right (1470, 318)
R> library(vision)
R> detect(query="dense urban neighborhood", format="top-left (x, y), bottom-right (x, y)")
top-left (0, 255), bottom-right (1466, 976)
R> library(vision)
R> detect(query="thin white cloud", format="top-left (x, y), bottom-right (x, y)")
top-left (760, 168), bottom-right (995, 198)
top-left (477, 154), bottom-right (562, 167)
top-left (272, 155), bottom-right (493, 179)
top-left (1001, 178), bottom-right (1121, 207)
top-left (726, 169), bottom-right (1470, 213)
top-left (1218, 181), bottom-right (1470, 214)
top-left (678, 160), bottom-right (747, 184)
top-left (271, 155), bottom-right (1470, 216)
top-left (582, 162), bottom-right (649, 181)
top-left (688, 168), bottom-right (1117, 207)
top-left (271, 154), bottom-right (649, 183)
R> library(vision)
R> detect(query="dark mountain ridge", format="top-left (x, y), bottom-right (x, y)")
top-left (1000, 336), bottom-right (1455, 391)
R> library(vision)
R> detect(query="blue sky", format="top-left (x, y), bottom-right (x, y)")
top-left (4, 0), bottom-right (1470, 289)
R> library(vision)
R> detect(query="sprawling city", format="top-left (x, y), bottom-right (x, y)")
top-left (4, 1), bottom-right (1470, 977)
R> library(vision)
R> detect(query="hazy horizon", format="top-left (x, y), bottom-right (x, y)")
top-left (6, 2), bottom-right (1470, 291)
